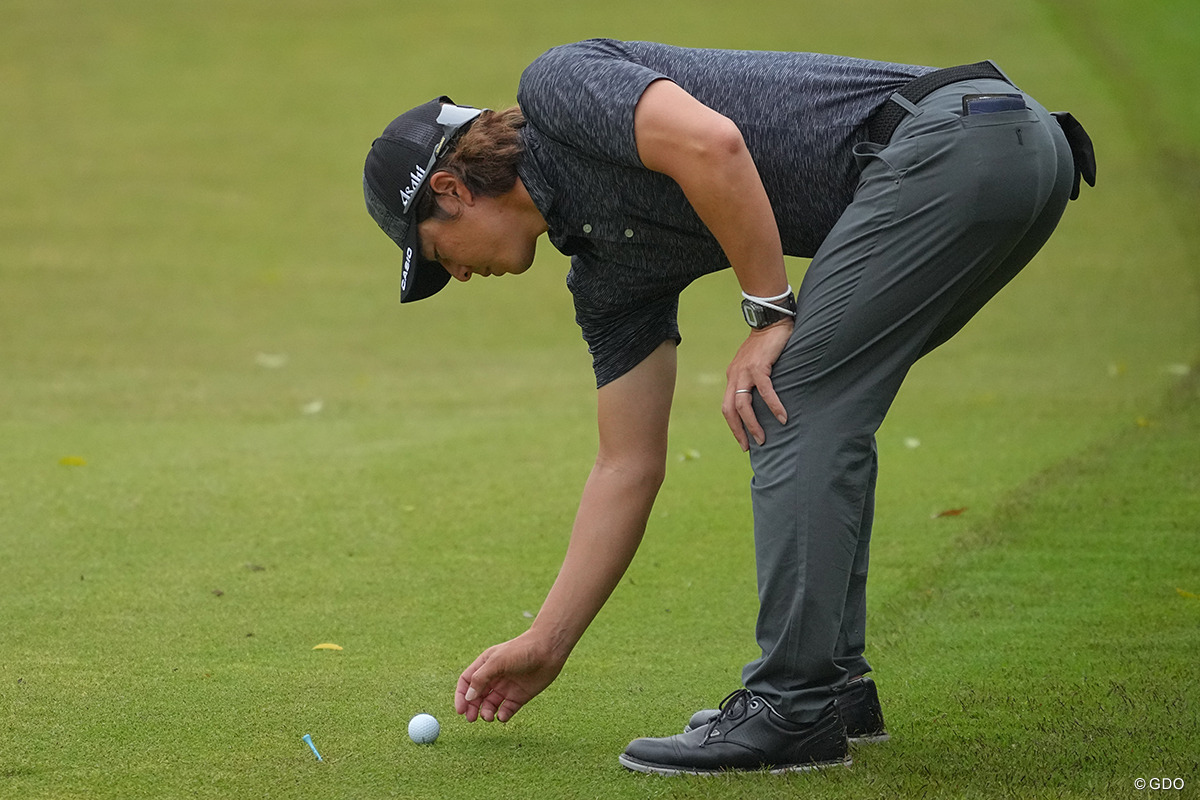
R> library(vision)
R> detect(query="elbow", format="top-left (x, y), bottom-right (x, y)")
top-left (666, 116), bottom-right (751, 190)
top-left (696, 116), bottom-right (748, 163)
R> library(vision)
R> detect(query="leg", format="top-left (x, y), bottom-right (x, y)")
top-left (834, 434), bottom-right (876, 677)
top-left (922, 94), bottom-right (1076, 355)
top-left (742, 80), bottom-right (1075, 722)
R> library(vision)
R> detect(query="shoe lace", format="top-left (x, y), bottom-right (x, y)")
top-left (708, 688), bottom-right (753, 732)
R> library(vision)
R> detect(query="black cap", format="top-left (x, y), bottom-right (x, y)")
top-left (363, 97), bottom-right (484, 302)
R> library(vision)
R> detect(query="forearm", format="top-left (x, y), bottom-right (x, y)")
top-left (454, 345), bottom-right (675, 723)
top-left (528, 341), bottom-right (676, 664)
top-left (530, 456), bottom-right (663, 660)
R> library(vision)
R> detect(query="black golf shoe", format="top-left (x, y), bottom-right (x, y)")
top-left (685, 675), bottom-right (889, 744)
top-left (619, 689), bottom-right (850, 775)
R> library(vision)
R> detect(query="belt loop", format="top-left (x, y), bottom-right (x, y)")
top-left (985, 59), bottom-right (1020, 91)
top-left (888, 93), bottom-right (923, 117)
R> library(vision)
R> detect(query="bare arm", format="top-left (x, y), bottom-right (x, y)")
top-left (634, 79), bottom-right (786, 298)
top-left (455, 341), bottom-right (677, 722)
top-left (634, 78), bottom-right (794, 451)
top-left (532, 340), bottom-right (676, 657)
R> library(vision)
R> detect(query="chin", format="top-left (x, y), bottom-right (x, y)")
top-left (504, 251), bottom-right (535, 275)
top-left (512, 240), bottom-right (538, 274)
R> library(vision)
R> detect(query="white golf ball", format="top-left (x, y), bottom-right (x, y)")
top-left (408, 713), bottom-right (440, 744)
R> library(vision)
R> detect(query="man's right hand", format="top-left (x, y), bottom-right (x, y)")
top-left (454, 631), bottom-right (566, 723)
top-left (455, 342), bottom-right (679, 725)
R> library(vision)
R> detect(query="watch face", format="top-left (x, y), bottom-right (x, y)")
top-left (742, 299), bottom-right (764, 327)
top-left (742, 294), bottom-right (796, 329)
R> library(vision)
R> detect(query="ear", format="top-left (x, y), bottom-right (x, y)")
top-left (427, 171), bottom-right (475, 205)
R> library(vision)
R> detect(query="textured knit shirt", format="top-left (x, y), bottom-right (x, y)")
top-left (515, 39), bottom-right (933, 387)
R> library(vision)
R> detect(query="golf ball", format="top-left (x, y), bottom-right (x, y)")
top-left (408, 713), bottom-right (440, 744)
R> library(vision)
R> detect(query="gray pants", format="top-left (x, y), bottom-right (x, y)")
top-left (741, 78), bottom-right (1076, 722)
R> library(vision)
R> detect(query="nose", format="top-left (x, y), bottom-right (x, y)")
top-left (443, 261), bottom-right (471, 282)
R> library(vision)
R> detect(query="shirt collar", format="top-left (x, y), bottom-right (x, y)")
top-left (518, 127), bottom-right (585, 256)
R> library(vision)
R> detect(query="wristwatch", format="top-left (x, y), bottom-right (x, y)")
top-left (741, 292), bottom-right (797, 329)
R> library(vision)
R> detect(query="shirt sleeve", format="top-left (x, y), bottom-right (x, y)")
top-left (572, 284), bottom-right (682, 389)
top-left (517, 39), bottom-right (668, 168)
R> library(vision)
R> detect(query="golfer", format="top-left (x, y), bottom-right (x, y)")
top-left (363, 38), bottom-right (1094, 774)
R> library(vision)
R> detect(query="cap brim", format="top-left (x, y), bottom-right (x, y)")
top-left (363, 173), bottom-right (451, 303)
top-left (398, 220), bottom-right (452, 303)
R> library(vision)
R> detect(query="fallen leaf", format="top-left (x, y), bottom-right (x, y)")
top-left (312, 643), bottom-right (343, 651)
top-left (932, 507), bottom-right (968, 518)
top-left (59, 456), bottom-right (87, 467)
top-left (1177, 588), bottom-right (1198, 600)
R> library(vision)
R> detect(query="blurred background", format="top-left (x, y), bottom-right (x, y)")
top-left (1, 1), bottom-right (1196, 796)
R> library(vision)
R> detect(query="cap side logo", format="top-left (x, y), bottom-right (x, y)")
top-left (402, 246), bottom-right (413, 290)
top-left (399, 164), bottom-right (428, 212)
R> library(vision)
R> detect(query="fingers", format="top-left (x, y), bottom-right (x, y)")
top-left (459, 682), bottom-right (526, 723)
top-left (723, 378), bottom-right (781, 450)
top-left (455, 682), bottom-right (481, 722)
top-left (736, 391), bottom-right (765, 448)
top-left (721, 388), bottom-right (751, 451)
top-left (496, 698), bottom-right (524, 723)
top-left (455, 647), bottom-right (529, 724)
top-left (756, 376), bottom-right (788, 427)
top-left (455, 651), bottom-right (491, 721)
top-left (454, 670), bottom-right (472, 715)
top-left (724, 323), bottom-right (792, 449)
top-left (475, 689), bottom-right (525, 723)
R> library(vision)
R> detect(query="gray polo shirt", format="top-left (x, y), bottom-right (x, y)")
top-left (515, 39), bottom-right (931, 387)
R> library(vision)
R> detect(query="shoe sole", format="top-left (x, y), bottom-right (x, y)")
top-left (618, 753), bottom-right (852, 776)
top-left (684, 722), bottom-right (890, 745)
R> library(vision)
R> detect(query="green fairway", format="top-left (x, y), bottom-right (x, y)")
top-left (2, 0), bottom-right (1197, 798)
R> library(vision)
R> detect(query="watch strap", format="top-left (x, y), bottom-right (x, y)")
top-left (741, 292), bottom-right (797, 329)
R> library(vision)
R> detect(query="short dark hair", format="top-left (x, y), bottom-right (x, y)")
top-left (416, 106), bottom-right (526, 222)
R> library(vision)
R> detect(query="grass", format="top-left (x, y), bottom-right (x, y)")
top-left (869, 374), bottom-right (1200, 797)
top-left (1, 0), bottom-right (1197, 797)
